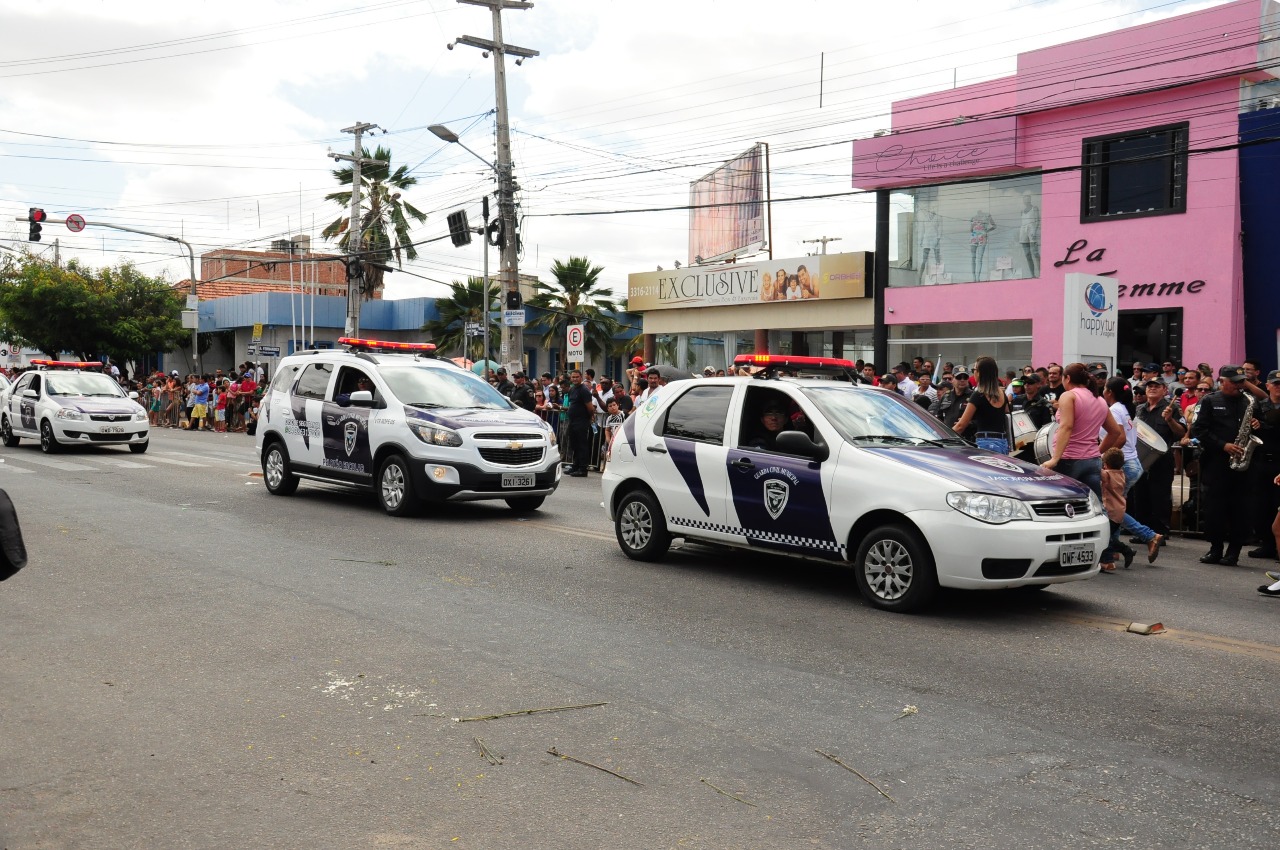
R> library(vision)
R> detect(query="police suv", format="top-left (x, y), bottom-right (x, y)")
top-left (0, 360), bottom-right (149, 454)
top-left (256, 337), bottom-right (561, 516)
top-left (601, 354), bottom-right (1107, 612)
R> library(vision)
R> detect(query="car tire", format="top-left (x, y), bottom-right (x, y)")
top-left (378, 454), bottom-right (420, 517)
top-left (614, 488), bottom-right (670, 562)
top-left (1, 416), bottom-right (18, 448)
top-left (262, 441), bottom-right (299, 496)
top-left (39, 420), bottom-right (59, 454)
top-left (506, 495), bottom-right (545, 513)
top-left (852, 524), bottom-right (938, 613)
top-left (129, 441), bottom-right (149, 454)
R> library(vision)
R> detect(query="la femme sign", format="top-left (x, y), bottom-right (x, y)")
top-left (1052, 239), bottom-right (1207, 299)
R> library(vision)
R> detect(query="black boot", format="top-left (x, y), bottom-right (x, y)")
top-left (1200, 547), bottom-right (1223, 565)
top-left (1221, 546), bottom-right (1241, 567)
top-left (1119, 544), bottom-right (1136, 569)
top-left (1247, 547), bottom-right (1278, 559)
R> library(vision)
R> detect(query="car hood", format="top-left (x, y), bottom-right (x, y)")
top-left (55, 397), bottom-right (139, 415)
top-left (868, 445), bottom-right (1092, 501)
top-left (403, 406), bottom-right (546, 431)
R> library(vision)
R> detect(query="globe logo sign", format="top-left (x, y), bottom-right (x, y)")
top-left (1084, 281), bottom-right (1113, 318)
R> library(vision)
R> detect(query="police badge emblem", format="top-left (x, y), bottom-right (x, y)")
top-left (764, 479), bottom-right (789, 520)
top-left (343, 420), bottom-right (359, 456)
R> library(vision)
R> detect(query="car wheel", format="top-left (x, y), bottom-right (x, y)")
top-left (262, 441), bottom-right (299, 496)
top-left (853, 524), bottom-right (938, 613)
top-left (129, 441), bottom-right (149, 454)
top-left (614, 488), bottom-right (670, 562)
top-left (506, 495), bottom-right (545, 513)
top-left (1, 416), bottom-right (18, 448)
top-left (378, 454), bottom-right (420, 517)
top-left (39, 420), bottom-right (59, 454)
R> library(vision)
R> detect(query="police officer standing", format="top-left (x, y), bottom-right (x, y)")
top-left (1130, 379), bottom-right (1186, 541)
top-left (563, 369), bottom-right (595, 477)
top-left (930, 368), bottom-right (972, 433)
top-left (1014, 372), bottom-right (1053, 429)
top-left (1190, 365), bottom-right (1253, 565)
top-left (1247, 370), bottom-right (1280, 559)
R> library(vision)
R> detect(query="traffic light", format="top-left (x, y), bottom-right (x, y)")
top-left (446, 209), bottom-right (472, 247)
top-left (505, 289), bottom-right (522, 310)
top-left (27, 208), bottom-right (45, 242)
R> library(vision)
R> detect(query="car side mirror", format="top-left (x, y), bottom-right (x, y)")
top-left (775, 430), bottom-right (829, 462)
top-left (348, 390), bottom-right (375, 407)
top-left (128, 391), bottom-right (140, 400)
top-left (22, 389), bottom-right (37, 399)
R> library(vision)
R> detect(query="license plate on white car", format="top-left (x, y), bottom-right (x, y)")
top-left (501, 473), bottom-right (535, 489)
top-left (101, 425), bottom-right (125, 434)
top-left (1059, 542), bottom-right (1095, 567)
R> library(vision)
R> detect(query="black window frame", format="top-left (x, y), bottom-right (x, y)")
top-left (659, 385), bottom-right (734, 445)
top-left (1081, 122), bottom-right (1188, 223)
top-left (293, 363), bottom-right (334, 400)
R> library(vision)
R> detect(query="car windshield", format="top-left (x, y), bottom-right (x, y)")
top-left (803, 385), bottom-right (963, 445)
top-left (379, 365), bottom-right (512, 410)
top-left (45, 372), bottom-right (127, 398)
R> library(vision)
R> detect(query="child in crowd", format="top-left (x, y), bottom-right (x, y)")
top-left (214, 381), bottom-right (228, 432)
top-left (1100, 447), bottom-right (1127, 572)
top-left (601, 398), bottom-right (625, 471)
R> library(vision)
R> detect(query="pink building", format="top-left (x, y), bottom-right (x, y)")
top-left (853, 0), bottom-right (1280, 371)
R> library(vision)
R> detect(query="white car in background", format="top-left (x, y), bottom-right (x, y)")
top-left (0, 360), bottom-right (149, 454)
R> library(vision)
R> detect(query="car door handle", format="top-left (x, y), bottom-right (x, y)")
top-left (730, 457), bottom-right (754, 469)
top-left (646, 445), bottom-right (668, 454)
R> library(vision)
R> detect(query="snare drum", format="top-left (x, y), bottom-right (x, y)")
top-left (1134, 419), bottom-right (1168, 472)
top-left (1010, 411), bottom-right (1037, 453)
top-left (1033, 422), bottom-right (1058, 465)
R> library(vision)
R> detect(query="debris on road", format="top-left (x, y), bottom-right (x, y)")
top-left (453, 701), bottom-right (607, 723)
top-left (893, 705), bottom-right (918, 721)
top-left (547, 746), bottom-right (643, 786)
top-left (700, 777), bottom-right (756, 807)
top-left (1126, 621), bottom-right (1166, 635)
top-left (474, 737), bottom-right (504, 765)
top-left (816, 749), bottom-right (896, 803)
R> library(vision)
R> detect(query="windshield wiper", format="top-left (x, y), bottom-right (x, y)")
top-left (852, 434), bottom-right (917, 445)
top-left (406, 402), bottom-right (449, 409)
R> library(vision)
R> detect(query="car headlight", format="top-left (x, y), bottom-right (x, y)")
top-left (947, 491), bottom-right (1032, 524)
top-left (407, 420), bottom-right (462, 447)
top-left (133, 410), bottom-right (148, 422)
top-left (1088, 489), bottom-right (1103, 516)
top-left (544, 422), bottom-right (557, 446)
top-left (55, 407), bottom-right (85, 421)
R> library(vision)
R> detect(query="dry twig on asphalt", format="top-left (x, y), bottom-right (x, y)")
top-left (453, 702), bottom-right (607, 723)
top-left (700, 777), bottom-right (757, 807)
top-left (546, 747), bottom-right (644, 786)
top-left (474, 737), bottom-right (504, 765)
top-left (815, 749), bottom-right (897, 803)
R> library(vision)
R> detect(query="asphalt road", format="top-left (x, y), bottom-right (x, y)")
top-left (1, 429), bottom-right (1277, 849)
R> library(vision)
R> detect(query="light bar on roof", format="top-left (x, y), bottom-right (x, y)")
top-left (30, 359), bottom-right (106, 370)
top-left (732, 353), bottom-right (856, 370)
top-left (337, 337), bottom-right (437, 354)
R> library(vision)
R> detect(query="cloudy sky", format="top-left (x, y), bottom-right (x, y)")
top-left (0, 0), bottom-right (1220, 301)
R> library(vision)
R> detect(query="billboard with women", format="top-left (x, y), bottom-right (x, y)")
top-left (688, 144), bottom-right (766, 265)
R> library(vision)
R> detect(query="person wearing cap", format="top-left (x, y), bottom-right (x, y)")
top-left (1190, 364), bottom-right (1254, 564)
top-left (493, 368), bottom-right (514, 398)
top-left (509, 372), bottom-right (536, 412)
top-left (702, 366), bottom-right (714, 377)
top-left (930, 368), bottom-right (972, 432)
top-left (1130, 378), bottom-right (1186, 541)
top-left (1142, 362), bottom-right (1161, 385)
top-left (878, 373), bottom-right (901, 396)
top-left (1245, 369), bottom-right (1280, 559)
top-left (626, 355), bottom-right (645, 387)
top-left (1014, 372), bottom-right (1053, 429)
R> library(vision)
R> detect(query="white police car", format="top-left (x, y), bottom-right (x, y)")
top-left (0, 360), bottom-right (149, 454)
top-left (601, 354), bottom-right (1108, 612)
top-left (256, 337), bottom-right (561, 516)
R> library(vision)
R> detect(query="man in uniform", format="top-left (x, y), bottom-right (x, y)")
top-left (1130, 379), bottom-right (1186, 541)
top-left (509, 372), bottom-right (537, 413)
top-left (563, 369), bottom-right (595, 477)
top-left (1019, 373), bottom-right (1053, 429)
top-left (1247, 370), bottom-right (1280, 559)
top-left (1190, 365), bottom-right (1253, 564)
top-left (493, 368), bottom-right (515, 398)
top-left (930, 368), bottom-right (971, 432)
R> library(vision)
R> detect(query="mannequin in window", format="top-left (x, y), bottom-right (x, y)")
top-left (969, 210), bottom-right (996, 281)
top-left (916, 202), bottom-right (942, 284)
top-left (1018, 193), bottom-right (1041, 278)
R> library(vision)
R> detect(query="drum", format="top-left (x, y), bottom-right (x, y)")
top-left (1134, 418), bottom-right (1168, 472)
top-left (1032, 422), bottom-right (1058, 465)
top-left (1010, 411), bottom-right (1037, 452)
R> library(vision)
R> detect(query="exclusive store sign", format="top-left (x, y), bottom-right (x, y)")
top-left (628, 252), bottom-right (868, 312)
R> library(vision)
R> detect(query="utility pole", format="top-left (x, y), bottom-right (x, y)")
top-left (802, 236), bottom-right (843, 255)
top-left (330, 122), bottom-right (383, 337)
top-left (451, 0), bottom-right (538, 374)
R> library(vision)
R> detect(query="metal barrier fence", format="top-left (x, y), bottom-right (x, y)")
top-left (538, 408), bottom-right (610, 471)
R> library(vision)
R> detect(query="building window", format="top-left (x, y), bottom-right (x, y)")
top-left (1081, 123), bottom-right (1188, 222)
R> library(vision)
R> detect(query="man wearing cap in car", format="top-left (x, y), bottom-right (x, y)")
top-left (1190, 364), bottom-right (1253, 565)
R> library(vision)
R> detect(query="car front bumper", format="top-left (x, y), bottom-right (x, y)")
top-left (409, 458), bottom-right (563, 501)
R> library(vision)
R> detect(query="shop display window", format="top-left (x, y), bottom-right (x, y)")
top-left (888, 174), bottom-right (1042, 288)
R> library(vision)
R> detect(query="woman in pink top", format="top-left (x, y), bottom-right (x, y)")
top-left (1041, 362), bottom-right (1123, 499)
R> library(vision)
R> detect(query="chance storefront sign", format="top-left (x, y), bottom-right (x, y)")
top-left (627, 252), bottom-right (867, 312)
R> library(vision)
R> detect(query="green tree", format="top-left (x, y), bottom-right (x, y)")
top-left (0, 257), bottom-right (184, 362)
top-left (421, 276), bottom-right (500, 361)
top-left (526, 256), bottom-right (620, 362)
top-left (321, 145), bottom-right (427, 297)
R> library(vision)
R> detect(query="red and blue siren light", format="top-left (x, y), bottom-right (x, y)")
top-left (338, 337), bottom-right (437, 354)
top-left (30, 359), bottom-right (106, 370)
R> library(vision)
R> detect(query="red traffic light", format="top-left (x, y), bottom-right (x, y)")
top-left (28, 207), bottom-right (45, 242)
top-left (28, 208), bottom-right (46, 223)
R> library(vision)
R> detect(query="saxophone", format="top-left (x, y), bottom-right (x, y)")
top-left (1230, 394), bottom-right (1264, 471)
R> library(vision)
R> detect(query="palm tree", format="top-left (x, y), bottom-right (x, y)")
top-left (321, 145), bottom-right (427, 297)
top-left (421, 276), bottom-right (501, 362)
top-left (527, 256), bottom-right (621, 362)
